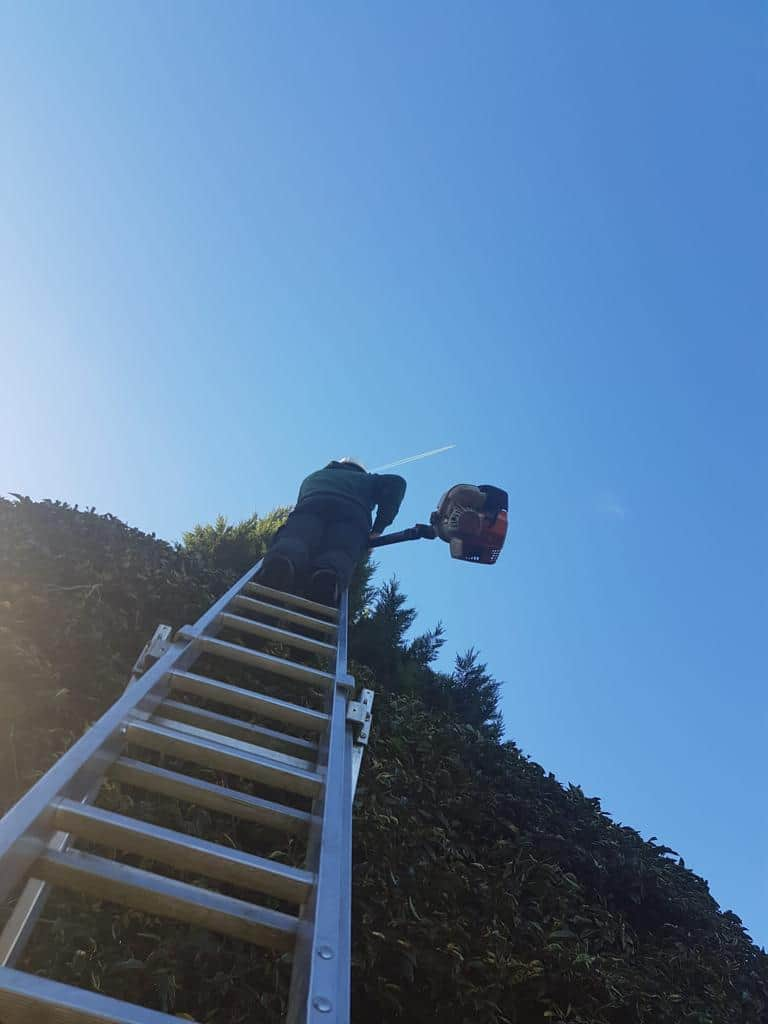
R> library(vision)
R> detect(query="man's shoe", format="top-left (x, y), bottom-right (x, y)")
top-left (307, 569), bottom-right (338, 608)
top-left (256, 555), bottom-right (295, 594)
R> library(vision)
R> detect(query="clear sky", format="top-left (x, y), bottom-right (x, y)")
top-left (1, 3), bottom-right (766, 946)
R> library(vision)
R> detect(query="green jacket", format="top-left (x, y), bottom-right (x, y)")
top-left (297, 462), bottom-right (407, 534)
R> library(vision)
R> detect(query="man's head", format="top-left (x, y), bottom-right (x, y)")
top-left (336, 456), bottom-right (367, 472)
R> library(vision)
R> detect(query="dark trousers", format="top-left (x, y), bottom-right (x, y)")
top-left (267, 497), bottom-right (370, 590)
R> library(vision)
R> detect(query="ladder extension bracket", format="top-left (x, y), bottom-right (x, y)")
top-left (129, 624), bottom-right (173, 683)
top-left (347, 689), bottom-right (374, 747)
top-left (349, 690), bottom-right (375, 805)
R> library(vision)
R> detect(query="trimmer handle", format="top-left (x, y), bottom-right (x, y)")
top-left (369, 524), bottom-right (436, 548)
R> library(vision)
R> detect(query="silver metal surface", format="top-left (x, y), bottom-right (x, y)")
top-left (218, 612), bottom-right (337, 658)
top-left (125, 719), bottom-right (324, 798)
top-left (53, 798), bottom-right (313, 904)
top-left (0, 965), bottom-right (189, 1023)
top-left (287, 589), bottom-right (354, 1024)
top-left (346, 690), bottom-right (374, 735)
top-left (109, 757), bottom-right (311, 836)
top-left (158, 698), bottom-right (319, 759)
top-left (0, 562), bottom-right (263, 905)
top-left (245, 582), bottom-right (339, 621)
top-left (0, 830), bottom-right (68, 967)
top-left (0, 777), bottom-right (107, 967)
top-left (197, 636), bottom-right (335, 688)
top-left (232, 594), bottom-right (339, 637)
top-left (129, 624), bottom-right (173, 685)
top-left (168, 669), bottom-right (329, 732)
top-left (349, 689), bottom-right (375, 803)
top-left (149, 714), bottom-right (317, 773)
top-left (35, 847), bottom-right (298, 951)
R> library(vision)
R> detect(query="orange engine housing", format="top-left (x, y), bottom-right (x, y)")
top-left (431, 484), bottom-right (508, 564)
top-left (453, 508), bottom-right (508, 564)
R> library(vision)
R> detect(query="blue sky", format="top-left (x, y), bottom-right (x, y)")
top-left (1, 3), bottom-right (766, 945)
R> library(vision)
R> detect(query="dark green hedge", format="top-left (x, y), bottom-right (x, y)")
top-left (0, 496), bottom-right (765, 1022)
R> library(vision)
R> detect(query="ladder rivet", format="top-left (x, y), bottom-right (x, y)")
top-left (318, 945), bottom-right (334, 960)
top-left (313, 996), bottom-right (333, 1012)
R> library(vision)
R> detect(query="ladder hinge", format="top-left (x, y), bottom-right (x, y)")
top-left (128, 625), bottom-right (173, 684)
top-left (347, 689), bottom-right (375, 746)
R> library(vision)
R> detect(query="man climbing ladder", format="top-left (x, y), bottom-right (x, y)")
top-left (0, 558), bottom-right (373, 1024)
top-left (0, 473), bottom-right (506, 1023)
top-left (257, 457), bottom-right (407, 606)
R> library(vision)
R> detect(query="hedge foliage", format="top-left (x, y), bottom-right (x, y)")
top-left (0, 496), bottom-right (765, 1022)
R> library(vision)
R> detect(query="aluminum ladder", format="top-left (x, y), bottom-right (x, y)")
top-left (0, 561), bottom-right (373, 1023)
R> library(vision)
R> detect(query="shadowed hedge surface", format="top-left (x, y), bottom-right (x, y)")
top-left (1, 496), bottom-right (765, 1023)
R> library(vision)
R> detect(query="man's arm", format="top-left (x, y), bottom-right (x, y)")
top-left (371, 474), bottom-right (407, 534)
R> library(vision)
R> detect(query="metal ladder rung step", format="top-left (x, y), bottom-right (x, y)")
top-left (0, 965), bottom-right (189, 1024)
top-left (109, 757), bottom-right (311, 836)
top-left (169, 670), bottom-right (329, 732)
top-left (244, 582), bottom-right (339, 621)
top-left (34, 847), bottom-right (298, 951)
top-left (53, 798), bottom-right (313, 904)
top-left (125, 720), bottom-right (323, 798)
top-left (149, 715), bottom-right (316, 773)
top-left (159, 698), bottom-right (318, 759)
top-left (196, 637), bottom-right (334, 688)
top-left (218, 611), bottom-right (336, 658)
top-left (232, 594), bottom-right (339, 638)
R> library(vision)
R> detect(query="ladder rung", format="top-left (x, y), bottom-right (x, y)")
top-left (126, 720), bottom-right (323, 798)
top-left (150, 715), bottom-right (316, 773)
top-left (34, 848), bottom-right (298, 951)
top-left (197, 637), bottom-right (334, 688)
top-left (231, 594), bottom-right (339, 637)
top-left (169, 669), bottom-right (329, 732)
top-left (218, 611), bottom-right (336, 658)
top-left (244, 582), bottom-right (339, 621)
top-left (0, 964), bottom-right (189, 1024)
top-left (159, 698), bottom-right (318, 759)
top-left (109, 757), bottom-right (311, 836)
top-left (53, 798), bottom-right (313, 905)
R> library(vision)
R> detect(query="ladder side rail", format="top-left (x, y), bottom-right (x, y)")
top-left (287, 589), bottom-right (354, 1024)
top-left (0, 771), bottom-right (104, 967)
top-left (0, 561), bottom-right (263, 907)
